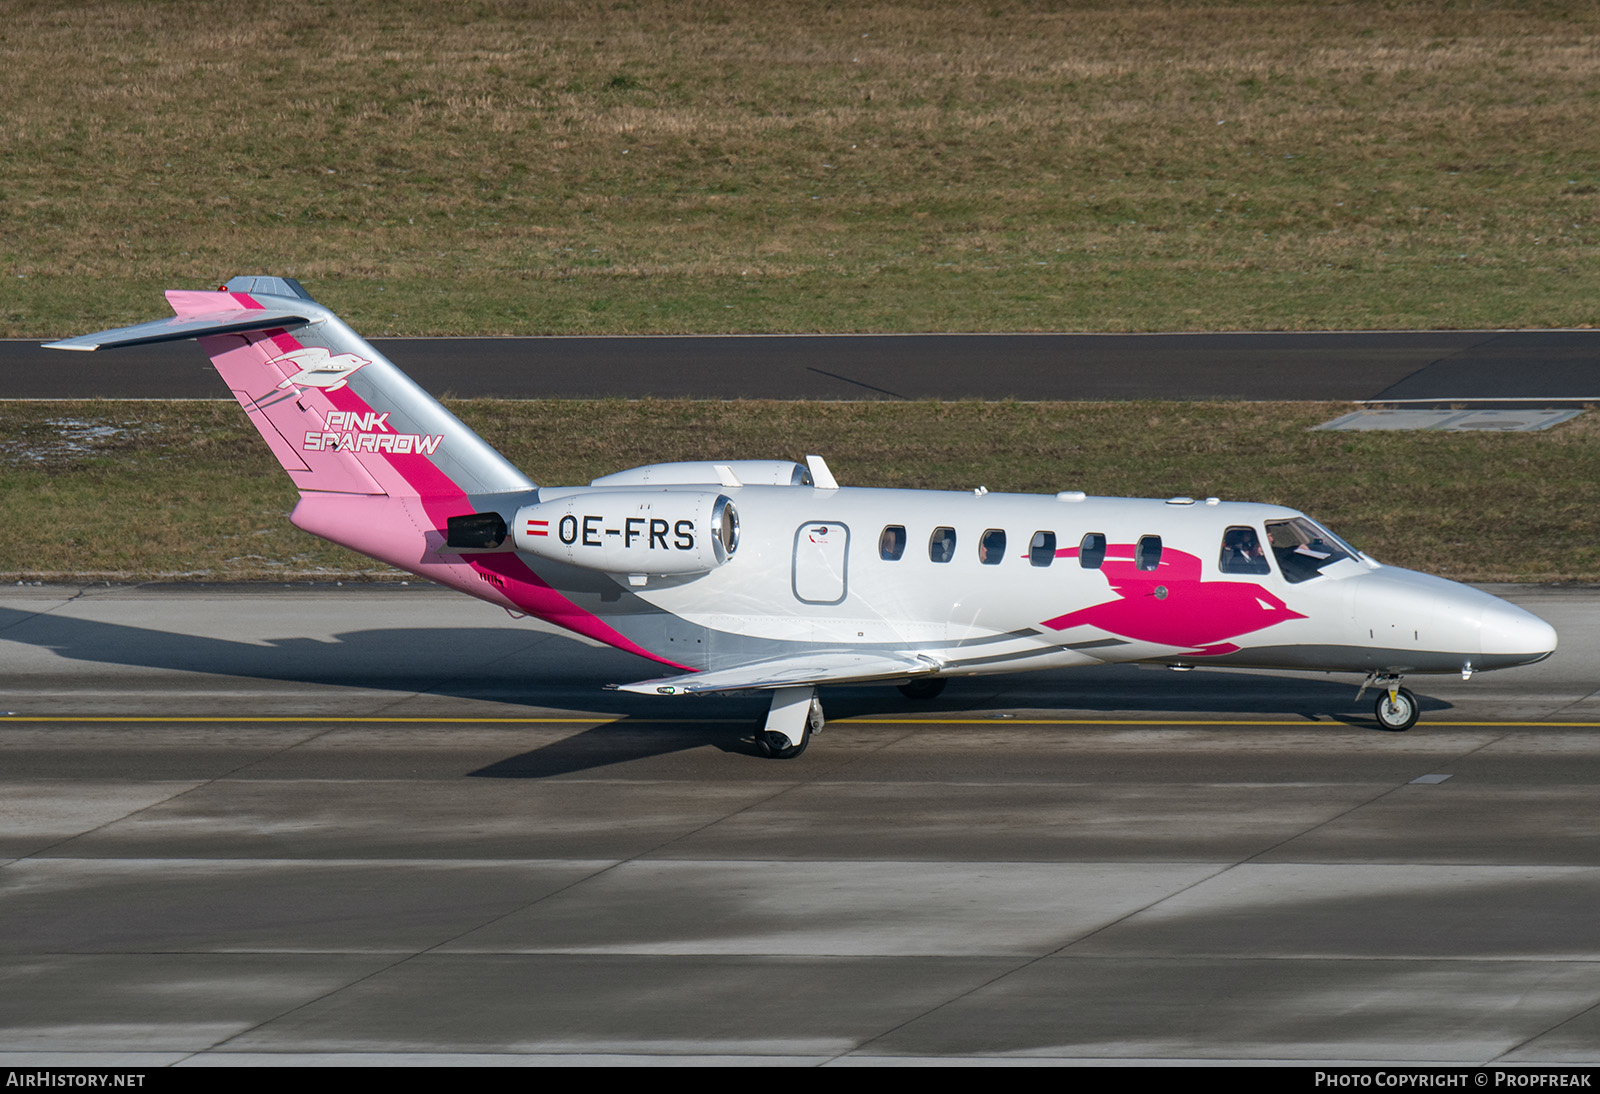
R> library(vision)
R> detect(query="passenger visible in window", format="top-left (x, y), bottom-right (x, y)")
top-left (979, 528), bottom-right (1006, 565)
top-left (929, 526), bottom-right (956, 563)
top-left (1137, 535), bottom-right (1163, 572)
top-left (1080, 533), bottom-right (1107, 569)
top-left (880, 525), bottom-right (906, 561)
top-left (1029, 531), bottom-right (1056, 567)
top-left (1219, 526), bottom-right (1271, 575)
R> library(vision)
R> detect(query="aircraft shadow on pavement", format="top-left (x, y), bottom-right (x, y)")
top-left (0, 605), bottom-right (1443, 776)
top-left (467, 718), bottom-right (767, 776)
top-left (471, 671), bottom-right (1443, 777)
top-left (0, 604), bottom-right (662, 711)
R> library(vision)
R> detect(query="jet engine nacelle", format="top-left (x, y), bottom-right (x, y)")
top-left (590, 460), bottom-right (809, 487)
top-left (512, 491), bottom-right (739, 575)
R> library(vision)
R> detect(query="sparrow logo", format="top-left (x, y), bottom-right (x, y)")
top-left (270, 347), bottom-right (372, 391)
top-left (302, 409), bottom-right (444, 455)
top-left (1042, 544), bottom-right (1306, 656)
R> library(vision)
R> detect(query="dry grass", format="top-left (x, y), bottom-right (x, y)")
top-left (3, 398), bottom-right (1593, 584)
top-left (5, 1), bottom-right (1600, 333)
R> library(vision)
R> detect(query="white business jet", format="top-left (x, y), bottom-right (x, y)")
top-left (47, 277), bottom-right (1557, 756)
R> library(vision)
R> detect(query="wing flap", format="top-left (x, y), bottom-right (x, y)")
top-left (613, 650), bottom-right (939, 695)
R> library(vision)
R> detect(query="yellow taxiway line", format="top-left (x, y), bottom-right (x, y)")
top-left (2, 715), bottom-right (1598, 728)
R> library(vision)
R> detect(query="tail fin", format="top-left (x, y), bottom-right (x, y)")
top-left (46, 275), bottom-right (536, 576)
top-left (67, 276), bottom-right (536, 500)
top-left (46, 278), bottom-right (682, 668)
top-left (48, 276), bottom-right (533, 501)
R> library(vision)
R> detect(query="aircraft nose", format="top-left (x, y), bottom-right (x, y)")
top-left (1479, 600), bottom-right (1558, 664)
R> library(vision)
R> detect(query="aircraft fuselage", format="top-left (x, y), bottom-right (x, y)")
top-left (527, 482), bottom-right (1556, 681)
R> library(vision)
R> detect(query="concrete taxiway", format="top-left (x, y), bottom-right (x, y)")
top-left (0, 583), bottom-right (1597, 1066)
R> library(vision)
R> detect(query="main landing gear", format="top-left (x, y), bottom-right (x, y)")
top-left (754, 675), bottom-right (945, 758)
top-left (1360, 672), bottom-right (1419, 732)
top-left (757, 685), bottom-right (825, 758)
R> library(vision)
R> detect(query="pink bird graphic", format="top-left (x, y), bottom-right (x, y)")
top-left (270, 347), bottom-right (371, 391)
top-left (1042, 544), bottom-right (1306, 655)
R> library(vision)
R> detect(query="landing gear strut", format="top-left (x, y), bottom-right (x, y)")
top-left (757, 686), bottom-right (824, 758)
top-left (1360, 673), bottom-right (1419, 732)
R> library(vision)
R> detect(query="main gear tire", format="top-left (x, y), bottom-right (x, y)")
top-left (758, 726), bottom-right (810, 759)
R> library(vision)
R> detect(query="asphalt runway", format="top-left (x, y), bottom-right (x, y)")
top-left (8, 329), bottom-right (1599, 402)
top-left (2, 583), bottom-right (1596, 1066)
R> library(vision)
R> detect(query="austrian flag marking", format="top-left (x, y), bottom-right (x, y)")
top-left (525, 519), bottom-right (549, 537)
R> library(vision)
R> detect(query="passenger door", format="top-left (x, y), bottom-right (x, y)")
top-left (793, 522), bottom-right (850, 604)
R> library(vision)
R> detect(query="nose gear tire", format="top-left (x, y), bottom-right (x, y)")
top-left (1375, 687), bottom-right (1419, 731)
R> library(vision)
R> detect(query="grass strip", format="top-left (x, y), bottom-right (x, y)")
top-left (6, 1), bottom-right (1600, 335)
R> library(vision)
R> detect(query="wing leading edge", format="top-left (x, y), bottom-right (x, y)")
top-left (43, 308), bottom-right (315, 351)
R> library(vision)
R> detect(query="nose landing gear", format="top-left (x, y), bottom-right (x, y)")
top-left (1374, 686), bottom-right (1419, 731)
top-left (1359, 672), bottom-right (1419, 731)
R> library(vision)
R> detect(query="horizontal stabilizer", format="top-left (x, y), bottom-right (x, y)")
top-left (43, 308), bottom-right (314, 352)
top-left (614, 650), bottom-right (939, 695)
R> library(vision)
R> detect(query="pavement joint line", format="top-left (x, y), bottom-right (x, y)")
top-left (1542, 686), bottom-right (1600, 722)
top-left (1236, 767), bottom-right (1438, 868)
top-left (2, 716), bottom-right (340, 861)
top-left (1, 715), bottom-right (1596, 726)
top-left (848, 855), bottom-right (1246, 1060)
top-left (192, 739), bottom-right (835, 1058)
top-left (1491, 991), bottom-right (1600, 1066)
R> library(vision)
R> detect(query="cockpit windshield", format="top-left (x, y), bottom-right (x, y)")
top-left (1265, 516), bottom-right (1360, 583)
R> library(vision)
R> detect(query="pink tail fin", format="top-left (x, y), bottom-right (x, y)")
top-left (162, 281), bottom-right (532, 501)
top-left (46, 277), bottom-right (685, 668)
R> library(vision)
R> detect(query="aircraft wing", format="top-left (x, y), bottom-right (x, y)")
top-left (612, 650), bottom-right (940, 696)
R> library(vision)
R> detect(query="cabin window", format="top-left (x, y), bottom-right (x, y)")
top-left (1136, 535), bottom-right (1163, 572)
top-left (929, 526), bottom-right (957, 563)
top-left (979, 528), bottom-right (1006, 565)
top-left (1080, 533), bottom-right (1107, 569)
top-left (1219, 525), bottom-right (1271, 575)
top-left (1029, 530), bottom-right (1056, 567)
top-left (879, 525), bottom-right (906, 561)
top-left (1266, 516), bottom-right (1356, 584)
